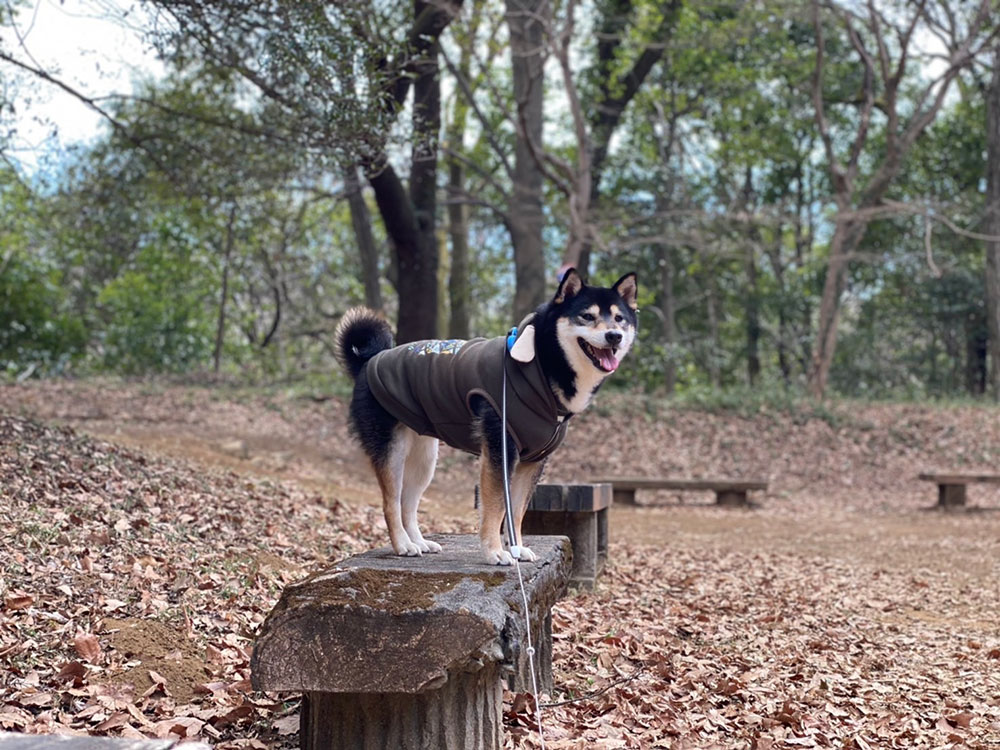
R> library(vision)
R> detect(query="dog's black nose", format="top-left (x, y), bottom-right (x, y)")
top-left (605, 331), bottom-right (623, 347)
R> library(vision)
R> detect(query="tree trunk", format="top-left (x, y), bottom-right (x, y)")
top-left (764, 221), bottom-right (791, 385)
top-left (212, 203), bottom-right (238, 374)
top-left (406, 1), bottom-right (441, 341)
top-left (965, 311), bottom-right (988, 396)
top-left (808, 215), bottom-right (869, 397)
top-left (741, 168), bottom-right (761, 386)
top-left (364, 3), bottom-right (442, 344)
top-left (576, 0), bottom-right (683, 278)
top-left (703, 248), bottom-right (722, 388)
top-left (344, 165), bottom-right (383, 311)
top-left (745, 242), bottom-right (761, 386)
top-left (444, 26), bottom-right (474, 340)
top-left (447, 160), bottom-right (470, 338)
top-left (656, 243), bottom-right (677, 395)
top-left (794, 159), bottom-right (815, 375)
top-left (506, 0), bottom-right (548, 320)
top-left (367, 161), bottom-right (438, 344)
top-left (985, 46), bottom-right (1000, 401)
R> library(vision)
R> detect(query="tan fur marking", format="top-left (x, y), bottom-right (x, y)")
top-left (372, 461), bottom-right (414, 555)
top-left (509, 461), bottom-right (545, 560)
top-left (478, 459), bottom-right (509, 563)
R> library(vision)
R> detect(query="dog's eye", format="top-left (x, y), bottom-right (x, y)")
top-left (615, 314), bottom-right (624, 323)
top-left (580, 312), bottom-right (596, 322)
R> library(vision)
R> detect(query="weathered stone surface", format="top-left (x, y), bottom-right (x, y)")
top-left (250, 534), bottom-right (571, 695)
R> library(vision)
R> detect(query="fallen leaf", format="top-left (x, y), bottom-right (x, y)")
top-left (272, 714), bottom-right (299, 735)
top-left (4, 593), bottom-right (34, 610)
top-left (73, 633), bottom-right (102, 662)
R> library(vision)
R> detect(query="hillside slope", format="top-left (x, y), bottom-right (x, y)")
top-left (3, 380), bottom-right (999, 513)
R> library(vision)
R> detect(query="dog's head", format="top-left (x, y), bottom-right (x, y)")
top-left (552, 269), bottom-right (638, 375)
top-left (516, 268), bottom-right (638, 412)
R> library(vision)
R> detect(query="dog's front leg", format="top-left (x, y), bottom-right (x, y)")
top-left (508, 459), bottom-right (546, 562)
top-left (474, 397), bottom-right (518, 565)
top-left (478, 455), bottom-right (514, 565)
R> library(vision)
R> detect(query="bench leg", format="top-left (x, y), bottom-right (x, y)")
top-left (596, 507), bottom-right (608, 578)
top-left (715, 490), bottom-right (749, 507)
top-left (612, 488), bottom-right (637, 506)
top-left (507, 610), bottom-right (552, 694)
top-left (522, 510), bottom-right (600, 590)
top-left (301, 664), bottom-right (503, 750)
top-left (937, 483), bottom-right (967, 508)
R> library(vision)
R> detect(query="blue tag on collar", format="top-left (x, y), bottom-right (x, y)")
top-left (506, 327), bottom-right (518, 351)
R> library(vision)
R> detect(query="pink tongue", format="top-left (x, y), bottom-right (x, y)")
top-left (597, 348), bottom-right (619, 372)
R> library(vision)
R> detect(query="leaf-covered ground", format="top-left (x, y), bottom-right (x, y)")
top-left (2, 380), bottom-right (1000, 749)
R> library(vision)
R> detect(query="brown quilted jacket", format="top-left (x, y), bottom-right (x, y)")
top-left (365, 331), bottom-right (570, 462)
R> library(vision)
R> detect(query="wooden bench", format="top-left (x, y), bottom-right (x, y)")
top-left (918, 472), bottom-right (1000, 508)
top-left (521, 483), bottom-right (611, 589)
top-left (251, 534), bottom-right (571, 750)
top-left (590, 476), bottom-right (768, 507)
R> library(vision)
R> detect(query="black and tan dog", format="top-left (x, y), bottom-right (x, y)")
top-left (334, 269), bottom-right (637, 565)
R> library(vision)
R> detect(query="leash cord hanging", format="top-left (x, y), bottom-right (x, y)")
top-left (501, 336), bottom-right (546, 749)
top-left (500, 347), bottom-right (519, 553)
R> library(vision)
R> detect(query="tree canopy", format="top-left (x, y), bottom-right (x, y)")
top-left (2, 0), bottom-right (999, 400)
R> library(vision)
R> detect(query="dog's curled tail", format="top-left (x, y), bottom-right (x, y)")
top-left (334, 307), bottom-right (394, 379)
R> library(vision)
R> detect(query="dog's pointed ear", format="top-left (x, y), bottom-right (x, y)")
top-left (554, 268), bottom-right (584, 304)
top-left (510, 324), bottom-right (536, 362)
top-left (613, 272), bottom-right (638, 311)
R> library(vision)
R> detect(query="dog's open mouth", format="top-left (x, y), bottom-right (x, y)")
top-left (579, 339), bottom-right (620, 373)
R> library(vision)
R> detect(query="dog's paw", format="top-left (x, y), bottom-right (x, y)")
top-left (394, 540), bottom-right (423, 557)
top-left (421, 539), bottom-right (443, 554)
top-left (484, 548), bottom-right (515, 566)
top-left (514, 546), bottom-right (537, 563)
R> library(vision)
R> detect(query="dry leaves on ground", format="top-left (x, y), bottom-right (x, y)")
top-left (0, 415), bottom-right (386, 746)
top-left (3, 382), bottom-right (1000, 749)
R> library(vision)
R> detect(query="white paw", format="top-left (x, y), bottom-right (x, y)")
top-left (515, 546), bottom-right (537, 562)
top-left (484, 548), bottom-right (515, 566)
top-left (394, 540), bottom-right (422, 557)
top-left (422, 539), bottom-right (442, 554)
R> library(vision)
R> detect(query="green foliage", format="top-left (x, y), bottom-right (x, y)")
top-left (0, 251), bottom-right (87, 375)
top-left (95, 241), bottom-right (214, 374)
top-left (1, 0), bottom-right (997, 403)
top-left (0, 168), bottom-right (86, 374)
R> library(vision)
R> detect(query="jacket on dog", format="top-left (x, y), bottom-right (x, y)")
top-left (366, 324), bottom-right (571, 462)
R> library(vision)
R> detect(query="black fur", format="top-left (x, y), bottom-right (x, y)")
top-left (470, 395), bottom-right (518, 477)
top-left (335, 309), bottom-right (395, 379)
top-left (348, 367), bottom-right (398, 470)
top-left (335, 309), bottom-right (399, 469)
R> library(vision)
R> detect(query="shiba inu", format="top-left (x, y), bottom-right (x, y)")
top-left (334, 268), bottom-right (637, 565)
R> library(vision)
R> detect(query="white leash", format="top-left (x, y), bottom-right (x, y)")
top-left (501, 337), bottom-right (547, 748)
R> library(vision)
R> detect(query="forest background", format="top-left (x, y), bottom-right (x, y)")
top-left (3, 0), bottom-right (1000, 404)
